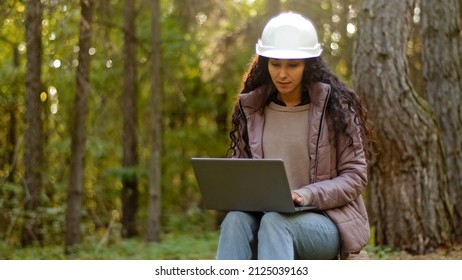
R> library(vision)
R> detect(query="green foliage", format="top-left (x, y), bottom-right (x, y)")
top-left (0, 0), bottom-right (366, 256)
top-left (0, 231), bottom-right (219, 260)
top-left (106, 166), bottom-right (148, 183)
top-left (364, 245), bottom-right (397, 260)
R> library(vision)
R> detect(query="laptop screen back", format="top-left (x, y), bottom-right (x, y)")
top-left (191, 158), bottom-right (313, 213)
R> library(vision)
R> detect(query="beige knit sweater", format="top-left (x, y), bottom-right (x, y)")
top-left (262, 101), bottom-right (312, 205)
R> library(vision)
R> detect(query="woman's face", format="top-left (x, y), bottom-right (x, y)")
top-left (268, 58), bottom-right (305, 98)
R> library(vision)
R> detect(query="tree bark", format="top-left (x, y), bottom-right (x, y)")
top-left (147, 0), bottom-right (162, 242)
top-left (353, 0), bottom-right (454, 254)
top-left (65, 0), bottom-right (94, 251)
top-left (6, 46), bottom-right (20, 183)
top-left (22, 0), bottom-right (44, 247)
top-left (267, 0), bottom-right (281, 17)
top-left (121, 0), bottom-right (139, 238)
top-left (420, 0), bottom-right (462, 243)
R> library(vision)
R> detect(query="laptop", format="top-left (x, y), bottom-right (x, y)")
top-left (191, 157), bottom-right (315, 213)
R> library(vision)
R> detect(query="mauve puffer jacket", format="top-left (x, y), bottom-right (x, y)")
top-left (235, 82), bottom-right (370, 258)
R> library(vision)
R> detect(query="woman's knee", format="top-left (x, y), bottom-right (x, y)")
top-left (259, 212), bottom-right (288, 232)
top-left (221, 211), bottom-right (260, 230)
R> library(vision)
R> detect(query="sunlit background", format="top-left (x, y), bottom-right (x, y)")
top-left (0, 0), bottom-right (454, 259)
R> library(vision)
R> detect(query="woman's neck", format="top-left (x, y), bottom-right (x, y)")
top-left (277, 91), bottom-right (302, 107)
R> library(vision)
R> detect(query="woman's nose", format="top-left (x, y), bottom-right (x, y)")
top-left (279, 66), bottom-right (288, 78)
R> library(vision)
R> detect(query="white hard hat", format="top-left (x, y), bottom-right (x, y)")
top-left (256, 12), bottom-right (322, 59)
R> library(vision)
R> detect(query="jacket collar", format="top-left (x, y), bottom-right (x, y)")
top-left (239, 82), bottom-right (330, 114)
top-left (306, 82), bottom-right (330, 109)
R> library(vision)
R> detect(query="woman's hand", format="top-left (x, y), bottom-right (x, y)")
top-left (291, 192), bottom-right (305, 206)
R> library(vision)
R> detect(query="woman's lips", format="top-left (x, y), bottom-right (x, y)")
top-left (277, 82), bottom-right (291, 87)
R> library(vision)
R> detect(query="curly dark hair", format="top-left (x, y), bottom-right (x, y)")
top-left (227, 55), bottom-right (375, 160)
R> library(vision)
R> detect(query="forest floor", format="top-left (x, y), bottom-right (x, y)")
top-left (1, 231), bottom-right (461, 260)
top-left (364, 244), bottom-right (462, 260)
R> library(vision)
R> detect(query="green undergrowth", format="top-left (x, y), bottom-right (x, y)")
top-left (0, 231), bottom-right (219, 260)
top-left (363, 244), bottom-right (397, 260)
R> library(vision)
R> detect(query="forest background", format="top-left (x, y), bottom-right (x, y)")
top-left (1, 0), bottom-right (462, 259)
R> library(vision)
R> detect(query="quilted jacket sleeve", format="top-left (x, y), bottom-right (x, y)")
top-left (306, 114), bottom-right (368, 210)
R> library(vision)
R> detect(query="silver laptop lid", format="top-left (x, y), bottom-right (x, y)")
top-left (191, 158), bottom-right (314, 213)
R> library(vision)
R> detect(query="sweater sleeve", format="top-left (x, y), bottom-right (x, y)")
top-left (292, 188), bottom-right (313, 206)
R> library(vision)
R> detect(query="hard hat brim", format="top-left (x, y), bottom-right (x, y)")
top-left (255, 44), bottom-right (322, 59)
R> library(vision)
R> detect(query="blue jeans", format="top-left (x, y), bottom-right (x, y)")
top-left (216, 211), bottom-right (340, 260)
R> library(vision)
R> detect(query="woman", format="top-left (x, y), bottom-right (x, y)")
top-left (216, 12), bottom-right (374, 260)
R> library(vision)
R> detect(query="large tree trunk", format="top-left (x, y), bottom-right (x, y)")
top-left (22, 0), bottom-right (44, 247)
top-left (65, 0), bottom-right (94, 251)
top-left (420, 0), bottom-right (462, 243)
top-left (121, 0), bottom-right (139, 238)
top-left (353, 0), bottom-right (454, 254)
top-left (147, 0), bottom-right (162, 242)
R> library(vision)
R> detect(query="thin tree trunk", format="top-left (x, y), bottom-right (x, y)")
top-left (121, 0), bottom-right (139, 238)
top-left (22, 0), bottom-right (44, 247)
top-left (353, 0), bottom-right (453, 254)
top-left (147, 0), bottom-right (162, 242)
top-left (7, 46), bottom-right (20, 183)
top-left (65, 0), bottom-right (93, 251)
top-left (420, 0), bottom-right (462, 243)
top-left (267, 0), bottom-right (280, 17)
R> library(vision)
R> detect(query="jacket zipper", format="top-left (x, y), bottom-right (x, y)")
top-left (312, 90), bottom-right (330, 183)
